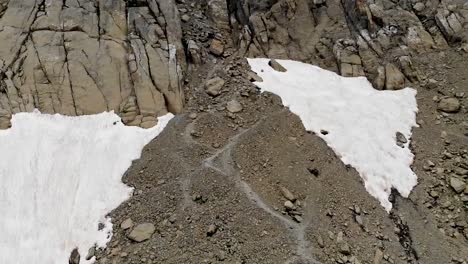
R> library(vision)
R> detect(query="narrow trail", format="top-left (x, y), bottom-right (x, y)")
top-left (180, 112), bottom-right (321, 264)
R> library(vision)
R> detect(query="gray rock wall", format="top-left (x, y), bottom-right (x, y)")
top-left (0, 0), bottom-right (186, 129)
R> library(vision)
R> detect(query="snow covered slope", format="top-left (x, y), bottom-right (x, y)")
top-left (0, 111), bottom-right (172, 264)
top-left (248, 58), bottom-right (418, 211)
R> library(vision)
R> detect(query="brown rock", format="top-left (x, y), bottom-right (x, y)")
top-left (205, 77), bottom-right (225, 97)
top-left (210, 39), bottom-right (225, 56)
top-left (127, 223), bottom-right (156, 242)
top-left (385, 63), bottom-right (405, 90)
top-left (438, 98), bottom-right (461, 113)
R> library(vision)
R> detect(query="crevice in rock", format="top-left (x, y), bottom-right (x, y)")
top-left (61, 33), bottom-right (78, 115)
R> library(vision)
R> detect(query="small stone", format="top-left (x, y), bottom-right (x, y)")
top-left (413, 2), bottom-right (425, 12)
top-left (205, 77), bottom-right (225, 97)
top-left (169, 214), bottom-right (177, 224)
top-left (316, 235), bottom-right (325, 248)
top-left (69, 248), bottom-right (80, 264)
top-left (293, 215), bottom-right (303, 223)
top-left (268, 59), bottom-right (287, 72)
top-left (450, 177), bottom-right (465, 193)
top-left (355, 215), bottom-right (364, 226)
top-left (284, 200), bottom-right (296, 211)
top-left (336, 231), bottom-right (344, 243)
top-left (438, 98), bottom-right (461, 113)
top-left (247, 71), bottom-right (263, 82)
top-left (189, 113), bottom-right (197, 119)
top-left (396, 132), bottom-right (407, 147)
top-left (127, 223), bottom-right (156, 242)
top-left (120, 218), bottom-right (133, 230)
top-left (374, 249), bottom-right (384, 264)
top-left (207, 224), bottom-right (218, 236)
top-left (210, 39), bottom-right (224, 56)
top-left (226, 100), bottom-right (243, 113)
top-left (429, 190), bottom-right (439, 198)
top-left (339, 243), bottom-right (351, 255)
top-left (181, 14), bottom-right (190, 22)
top-left (279, 185), bottom-right (296, 201)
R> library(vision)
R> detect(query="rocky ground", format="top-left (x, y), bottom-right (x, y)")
top-left (0, 0), bottom-right (466, 263)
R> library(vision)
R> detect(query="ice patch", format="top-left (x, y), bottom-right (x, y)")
top-left (248, 58), bottom-right (418, 211)
top-left (0, 110), bottom-right (173, 264)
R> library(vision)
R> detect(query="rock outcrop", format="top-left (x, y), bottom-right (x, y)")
top-left (1, 0), bottom-right (467, 129)
top-left (0, 0), bottom-right (186, 129)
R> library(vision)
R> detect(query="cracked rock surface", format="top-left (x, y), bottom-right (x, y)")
top-left (0, 0), bottom-right (185, 129)
top-left (1, 0), bottom-right (467, 263)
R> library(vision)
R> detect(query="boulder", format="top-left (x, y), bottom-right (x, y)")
top-left (127, 223), bottom-right (156, 242)
top-left (438, 98), bottom-right (461, 113)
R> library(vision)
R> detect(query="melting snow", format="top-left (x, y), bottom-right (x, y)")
top-left (248, 58), bottom-right (418, 211)
top-left (0, 110), bottom-right (173, 264)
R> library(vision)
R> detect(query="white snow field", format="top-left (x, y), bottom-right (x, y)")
top-left (248, 58), bottom-right (418, 211)
top-left (0, 110), bottom-right (173, 264)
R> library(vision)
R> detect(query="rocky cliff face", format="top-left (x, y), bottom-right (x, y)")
top-left (0, 0), bottom-right (186, 129)
top-left (0, 0), bottom-right (467, 129)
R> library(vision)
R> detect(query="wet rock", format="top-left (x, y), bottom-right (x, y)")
top-left (226, 100), bottom-right (243, 113)
top-left (205, 77), bottom-right (225, 97)
top-left (450, 177), bottom-right (465, 193)
top-left (438, 98), bottom-right (461, 113)
top-left (268, 59), bottom-right (287, 72)
top-left (127, 223), bottom-right (156, 242)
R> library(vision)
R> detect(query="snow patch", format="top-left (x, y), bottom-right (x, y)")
top-left (0, 110), bottom-right (173, 264)
top-left (248, 58), bottom-right (418, 211)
